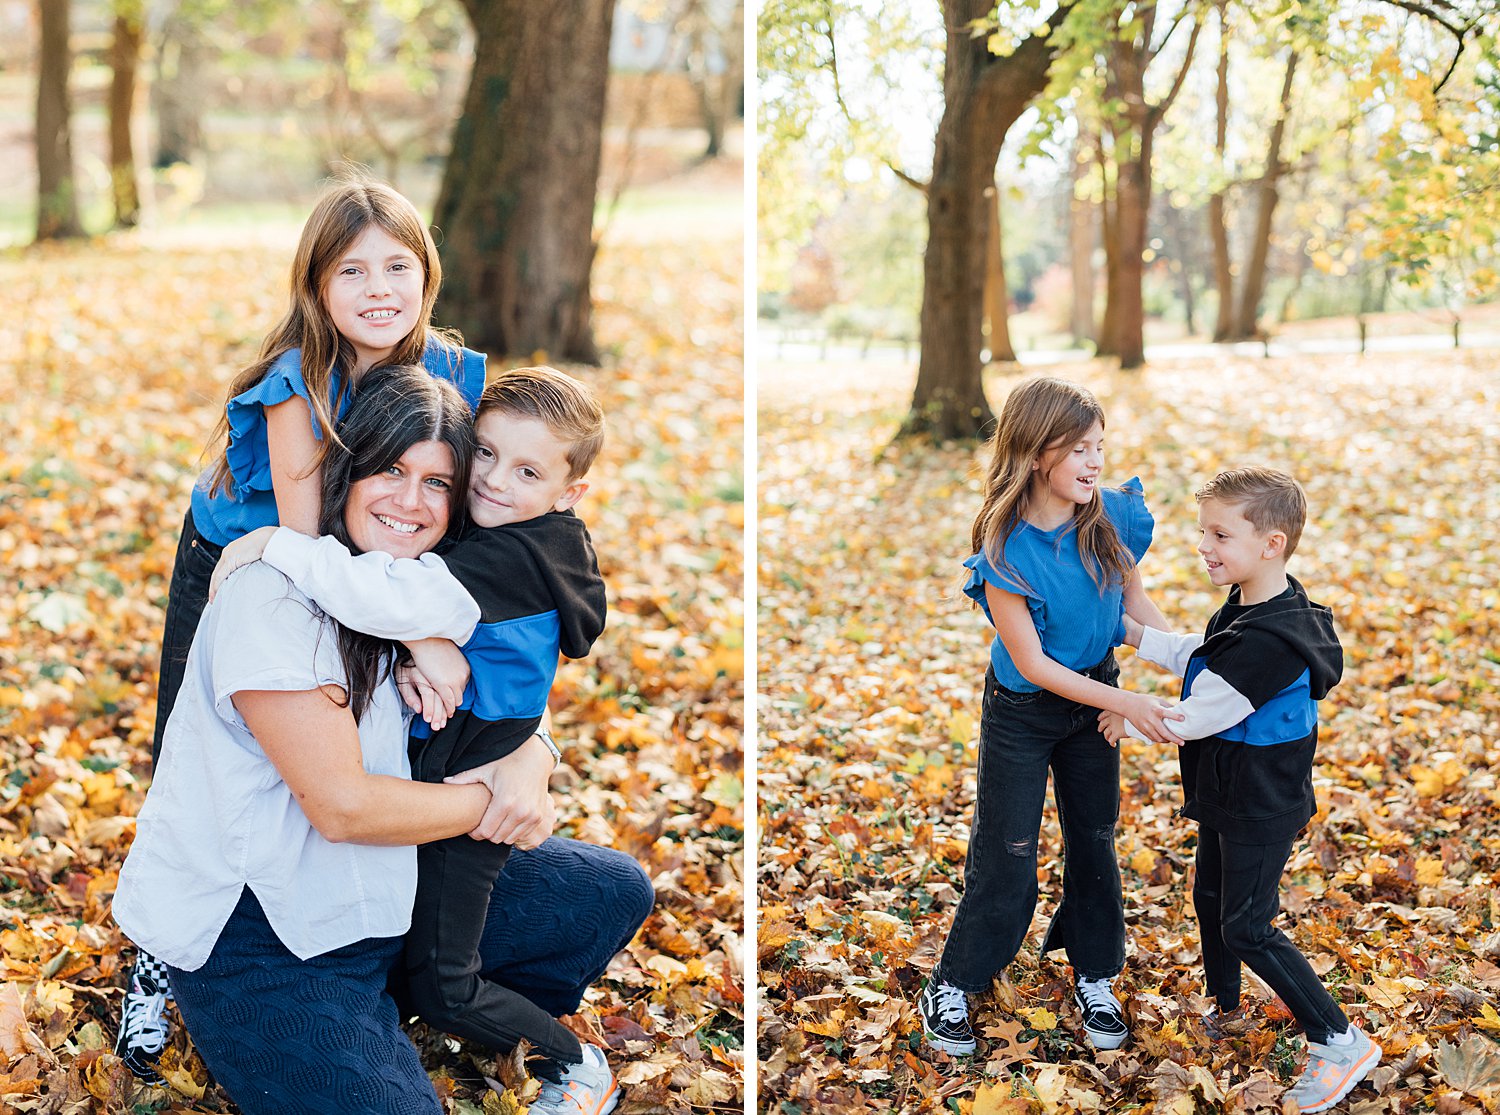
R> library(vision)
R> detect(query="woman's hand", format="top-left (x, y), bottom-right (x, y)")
top-left (443, 733), bottom-right (557, 849)
top-left (1116, 691), bottom-right (1186, 745)
top-left (208, 526), bottom-right (279, 601)
top-left (403, 638), bottom-right (470, 731)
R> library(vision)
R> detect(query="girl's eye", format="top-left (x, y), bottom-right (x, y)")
top-left (391, 262), bottom-right (410, 272)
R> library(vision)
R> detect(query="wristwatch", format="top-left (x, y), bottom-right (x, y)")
top-left (535, 728), bottom-right (562, 766)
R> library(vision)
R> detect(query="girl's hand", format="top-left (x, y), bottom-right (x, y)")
top-left (404, 638), bottom-right (469, 731)
top-left (1117, 691), bottom-right (1186, 745)
top-left (444, 733), bottom-right (557, 848)
top-left (1098, 710), bottom-right (1129, 747)
top-left (208, 526), bottom-right (278, 602)
top-left (1121, 614), bottom-right (1144, 648)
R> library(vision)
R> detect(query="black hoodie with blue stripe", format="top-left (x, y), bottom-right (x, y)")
top-left (408, 510), bottom-right (607, 783)
top-left (1129, 576), bottom-right (1344, 843)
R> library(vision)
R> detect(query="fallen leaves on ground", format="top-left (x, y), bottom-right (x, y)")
top-left (0, 222), bottom-right (743, 1112)
top-left (757, 353), bottom-right (1499, 1113)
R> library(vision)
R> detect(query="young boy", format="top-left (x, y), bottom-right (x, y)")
top-left (220, 367), bottom-right (622, 1114)
top-left (1101, 466), bottom-right (1379, 1114)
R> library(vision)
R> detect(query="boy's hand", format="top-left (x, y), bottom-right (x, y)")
top-left (1117, 691), bottom-right (1186, 745)
top-left (444, 733), bottom-right (557, 848)
top-left (1098, 710), bottom-right (1129, 747)
top-left (208, 525), bottom-right (278, 602)
top-left (1121, 614), bottom-right (1144, 649)
top-left (404, 638), bottom-right (469, 731)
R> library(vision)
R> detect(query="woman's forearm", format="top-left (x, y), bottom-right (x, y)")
top-left (234, 686), bottom-right (490, 846)
top-left (317, 774), bottom-right (490, 845)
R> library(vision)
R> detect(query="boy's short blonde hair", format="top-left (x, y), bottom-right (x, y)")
top-left (1195, 467), bottom-right (1307, 557)
top-left (477, 367), bottom-right (605, 480)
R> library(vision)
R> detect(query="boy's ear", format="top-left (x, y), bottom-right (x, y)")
top-left (553, 480), bottom-right (588, 513)
top-left (1261, 530), bottom-right (1288, 560)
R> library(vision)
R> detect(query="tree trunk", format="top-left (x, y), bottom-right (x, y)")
top-left (1069, 130), bottom-right (1096, 346)
top-left (1231, 50), bottom-right (1298, 339)
top-left (902, 4), bottom-right (1062, 441)
top-left (435, 0), bottom-right (616, 363)
top-left (36, 0), bottom-right (82, 240)
top-left (109, 4), bottom-right (145, 229)
top-left (1110, 122), bottom-right (1151, 369)
top-left (152, 5), bottom-right (207, 167)
top-left (1097, 10), bottom-right (1201, 370)
top-left (1097, 133), bottom-right (1121, 357)
top-left (983, 183), bottom-right (1017, 362)
top-left (1209, 0), bottom-right (1234, 341)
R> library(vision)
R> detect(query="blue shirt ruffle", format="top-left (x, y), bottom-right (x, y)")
top-left (963, 477), bottom-right (1153, 693)
top-left (190, 340), bottom-right (485, 545)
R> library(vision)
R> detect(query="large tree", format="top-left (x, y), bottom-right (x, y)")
top-left (36, 0), bottom-right (82, 240)
top-left (901, 3), bottom-right (1067, 440)
top-left (435, 0), bottom-right (617, 363)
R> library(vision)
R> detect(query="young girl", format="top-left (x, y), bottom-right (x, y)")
top-left (117, 178), bottom-right (542, 1080)
top-left (920, 376), bottom-right (1184, 1057)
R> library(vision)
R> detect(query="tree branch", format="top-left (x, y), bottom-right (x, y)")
top-left (823, 1), bottom-right (929, 192)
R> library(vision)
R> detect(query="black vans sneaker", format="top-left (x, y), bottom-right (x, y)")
top-left (1074, 976), bottom-right (1128, 1050)
top-left (115, 953), bottom-right (172, 1084)
top-left (919, 978), bottom-right (976, 1056)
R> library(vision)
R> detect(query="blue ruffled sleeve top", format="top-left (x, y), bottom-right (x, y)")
top-left (189, 339), bottom-right (486, 546)
top-left (962, 477), bottom-right (1154, 693)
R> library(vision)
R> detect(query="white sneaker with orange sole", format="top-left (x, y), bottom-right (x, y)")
top-left (1284, 1026), bottom-right (1380, 1113)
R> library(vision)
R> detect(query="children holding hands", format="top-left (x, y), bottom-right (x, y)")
top-left (924, 375), bottom-right (1376, 1113)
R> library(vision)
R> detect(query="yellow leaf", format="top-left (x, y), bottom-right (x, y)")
top-left (1475, 1004), bottom-right (1500, 1034)
top-left (1130, 848), bottom-right (1157, 875)
top-left (1415, 857), bottom-right (1445, 887)
top-left (948, 709), bottom-right (976, 745)
top-left (1019, 1006), bottom-right (1058, 1031)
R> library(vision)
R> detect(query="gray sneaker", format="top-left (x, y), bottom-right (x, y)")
top-left (1284, 1026), bottom-right (1380, 1113)
top-left (530, 1044), bottom-right (620, 1115)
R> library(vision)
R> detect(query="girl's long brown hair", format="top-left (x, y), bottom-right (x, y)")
top-left (206, 177), bottom-right (459, 498)
top-left (970, 377), bottom-right (1135, 594)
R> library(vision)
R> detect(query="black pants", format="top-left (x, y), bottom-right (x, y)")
top-left (1193, 824), bottom-right (1348, 1043)
top-left (151, 508), bottom-right (221, 765)
top-left (937, 662), bottom-right (1126, 991)
top-left (399, 836), bottom-right (585, 1063)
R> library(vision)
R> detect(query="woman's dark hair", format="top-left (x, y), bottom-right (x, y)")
top-left (317, 364), bottom-right (475, 721)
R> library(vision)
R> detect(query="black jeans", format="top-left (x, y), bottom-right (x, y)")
top-left (151, 508), bottom-right (221, 766)
top-left (1194, 825), bottom-right (1348, 1043)
top-left (399, 837), bottom-right (584, 1063)
top-left (937, 662), bottom-right (1126, 992)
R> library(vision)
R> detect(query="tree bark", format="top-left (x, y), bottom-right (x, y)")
top-left (902, 4), bottom-right (1063, 441)
top-left (1209, 0), bottom-right (1234, 341)
top-left (1069, 129), bottom-right (1096, 346)
top-left (435, 0), bottom-right (616, 363)
top-left (983, 183), bottom-right (1016, 362)
top-left (152, 5), bottom-right (208, 167)
top-left (1231, 49), bottom-right (1298, 339)
top-left (36, 0), bottom-right (82, 240)
top-left (109, 4), bottom-right (145, 229)
top-left (1097, 6), bottom-right (1202, 369)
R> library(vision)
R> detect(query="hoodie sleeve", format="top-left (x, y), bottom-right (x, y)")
top-left (1122, 666), bottom-right (1255, 742)
top-left (259, 528), bottom-right (480, 643)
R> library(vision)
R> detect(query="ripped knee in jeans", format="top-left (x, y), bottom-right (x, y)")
top-left (1004, 836), bottom-right (1037, 858)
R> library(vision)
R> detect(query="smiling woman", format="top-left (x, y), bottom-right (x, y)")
top-left (111, 366), bottom-right (495, 1114)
